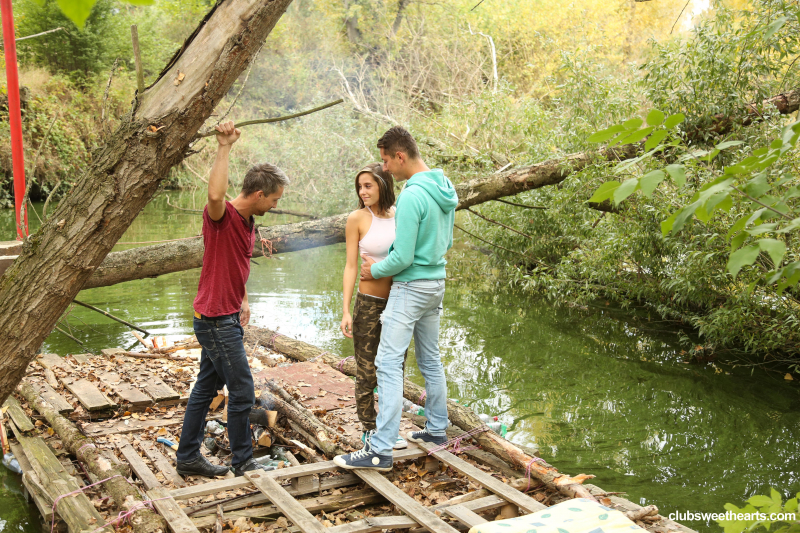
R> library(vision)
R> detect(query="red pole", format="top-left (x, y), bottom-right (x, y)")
top-left (1, 0), bottom-right (27, 240)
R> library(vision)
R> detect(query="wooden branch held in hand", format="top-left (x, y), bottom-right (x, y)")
top-left (195, 99), bottom-right (344, 139)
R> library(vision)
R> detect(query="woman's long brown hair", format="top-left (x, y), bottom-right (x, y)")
top-left (355, 163), bottom-right (396, 214)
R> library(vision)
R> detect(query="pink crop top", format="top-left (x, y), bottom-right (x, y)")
top-left (358, 206), bottom-right (396, 262)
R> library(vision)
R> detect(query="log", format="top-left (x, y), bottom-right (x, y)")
top-left (69, 86), bottom-right (800, 291)
top-left (264, 379), bottom-right (360, 449)
top-left (79, 144), bottom-right (639, 290)
top-left (18, 381), bottom-right (167, 533)
top-left (624, 505), bottom-right (658, 521)
top-left (243, 326), bottom-right (597, 502)
top-left (0, 0), bottom-right (295, 407)
top-left (259, 388), bottom-right (350, 458)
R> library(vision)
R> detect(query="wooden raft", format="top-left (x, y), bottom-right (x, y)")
top-left (5, 348), bottom-right (697, 533)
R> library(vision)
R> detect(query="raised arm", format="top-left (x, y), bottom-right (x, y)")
top-left (207, 121), bottom-right (241, 221)
top-left (341, 212), bottom-right (362, 338)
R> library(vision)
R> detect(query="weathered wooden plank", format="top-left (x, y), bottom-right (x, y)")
top-left (142, 443), bottom-right (186, 488)
top-left (26, 380), bottom-right (74, 415)
top-left (326, 516), bottom-right (419, 533)
top-left (192, 486), bottom-right (384, 528)
top-left (415, 441), bottom-right (546, 514)
top-left (126, 366), bottom-right (180, 402)
top-left (61, 378), bottom-right (118, 412)
top-left (3, 396), bottom-right (34, 433)
top-left (10, 441), bottom-right (55, 524)
top-left (70, 354), bottom-right (92, 365)
top-left (18, 435), bottom-right (112, 533)
top-left (189, 473), bottom-right (361, 518)
top-left (95, 370), bottom-right (152, 407)
top-left (246, 472), bottom-right (328, 533)
top-left (443, 505), bottom-right (488, 528)
top-left (147, 487), bottom-right (200, 533)
top-left (355, 469), bottom-right (460, 533)
top-left (170, 447), bottom-right (426, 500)
top-left (82, 415), bottom-right (191, 437)
top-left (36, 353), bottom-right (72, 372)
top-left (118, 443), bottom-right (161, 490)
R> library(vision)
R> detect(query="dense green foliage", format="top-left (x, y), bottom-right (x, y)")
top-left (2, 0), bottom-right (799, 367)
top-left (717, 489), bottom-right (800, 533)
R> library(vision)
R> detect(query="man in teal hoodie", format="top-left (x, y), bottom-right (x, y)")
top-left (334, 126), bottom-right (458, 471)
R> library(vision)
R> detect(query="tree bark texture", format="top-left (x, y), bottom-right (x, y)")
top-left (82, 214), bottom-right (348, 289)
top-left (18, 382), bottom-right (167, 533)
top-left (0, 0), bottom-right (294, 406)
top-left (242, 326), bottom-right (597, 502)
top-left (258, 388), bottom-right (350, 458)
top-left (263, 379), bottom-right (361, 450)
top-left (81, 145), bottom-right (639, 289)
top-left (693, 86), bottom-right (800, 139)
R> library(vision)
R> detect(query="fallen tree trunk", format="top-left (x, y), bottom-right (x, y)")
top-left (696, 86), bottom-right (800, 139)
top-left (82, 145), bottom-right (638, 289)
top-left (83, 214), bottom-right (348, 289)
top-left (243, 326), bottom-right (597, 502)
top-left (18, 381), bottom-right (166, 533)
top-left (0, 0), bottom-right (294, 405)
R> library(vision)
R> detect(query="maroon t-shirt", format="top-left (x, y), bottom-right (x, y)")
top-left (193, 201), bottom-right (256, 317)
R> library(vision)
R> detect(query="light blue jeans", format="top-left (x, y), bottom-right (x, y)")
top-left (372, 279), bottom-right (448, 455)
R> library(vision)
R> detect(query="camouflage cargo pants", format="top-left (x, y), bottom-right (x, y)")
top-left (352, 292), bottom-right (405, 431)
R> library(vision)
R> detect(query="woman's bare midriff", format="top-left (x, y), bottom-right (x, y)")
top-left (358, 276), bottom-right (393, 300)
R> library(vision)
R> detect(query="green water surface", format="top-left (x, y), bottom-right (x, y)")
top-left (1, 192), bottom-right (798, 532)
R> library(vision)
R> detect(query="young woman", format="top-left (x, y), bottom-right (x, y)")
top-left (341, 163), bottom-right (407, 449)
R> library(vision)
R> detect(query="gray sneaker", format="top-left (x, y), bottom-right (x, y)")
top-left (334, 431), bottom-right (393, 471)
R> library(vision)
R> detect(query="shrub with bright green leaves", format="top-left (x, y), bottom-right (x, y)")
top-left (717, 489), bottom-right (800, 533)
top-left (589, 110), bottom-right (800, 293)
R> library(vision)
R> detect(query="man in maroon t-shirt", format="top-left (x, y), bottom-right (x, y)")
top-left (176, 121), bottom-right (289, 478)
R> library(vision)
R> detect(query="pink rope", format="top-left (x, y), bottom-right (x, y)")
top-left (338, 356), bottom-right (355, 372)
top-left (310, 351), bottom-right (329, 362)
top-left (50, 472), bottom-right (171, 533)
top-left (90, 496), bottom-right (172, 533)
top-left (76, 442), bottom-right (96, 457)
top-left (419, 390), bottom-right (426, 403)
top-left (51, 475), bottom-right (122, 533)
top-left (525, 456), bottom-right (553, 492)
top-left (268, 333), bottom-right (281, 349)
top-left (426, 424), bottom-right (490, 455)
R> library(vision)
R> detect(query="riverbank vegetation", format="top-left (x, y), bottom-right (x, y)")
top-left (2, 0), bottom-right (799, 370)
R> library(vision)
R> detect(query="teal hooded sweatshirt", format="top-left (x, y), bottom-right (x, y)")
top-left (371, 169), bottom-right (458, 282)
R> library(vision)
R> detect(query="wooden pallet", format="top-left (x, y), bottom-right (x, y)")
top-left (24, 352), bottom-right (186, 420)
top-left (152, 443), bottom-right (544, 533)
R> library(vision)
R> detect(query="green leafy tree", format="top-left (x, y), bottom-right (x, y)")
top-left (718, 489), bottom-right (800, 533)
top-left (16, 0), bottom-right (128, 80)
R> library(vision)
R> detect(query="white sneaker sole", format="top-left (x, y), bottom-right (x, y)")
top-left (393, 439), bottom-right (408, 450)
top-left (333, 455), bottom-right (393, 471)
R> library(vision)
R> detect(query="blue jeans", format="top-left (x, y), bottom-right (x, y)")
top-left (372, 279), bottom-right (448, 455)
top-left (177, 313), bottom-right (255, 467)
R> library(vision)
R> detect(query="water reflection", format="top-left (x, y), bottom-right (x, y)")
top-left (2, 192), bottom-right (799, 532)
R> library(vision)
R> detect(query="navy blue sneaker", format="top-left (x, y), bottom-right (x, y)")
top-left (406, 424), bottom-right (447, 446)
top-left (334, 431), bottom-right (393, 471)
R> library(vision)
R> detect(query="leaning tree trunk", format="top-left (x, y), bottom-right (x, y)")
top-left (0, 0), bottom-right (294, 406)
top-left (81, 144), bottom-right (638, 289)
top-left (243, 326), bottom-right (597, 502)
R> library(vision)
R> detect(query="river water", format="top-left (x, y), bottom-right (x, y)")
top-left (1, 192), bottom-right (798, 532)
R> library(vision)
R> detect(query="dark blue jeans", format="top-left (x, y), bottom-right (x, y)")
top-left (177, 313), bottom-right (255, 468)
